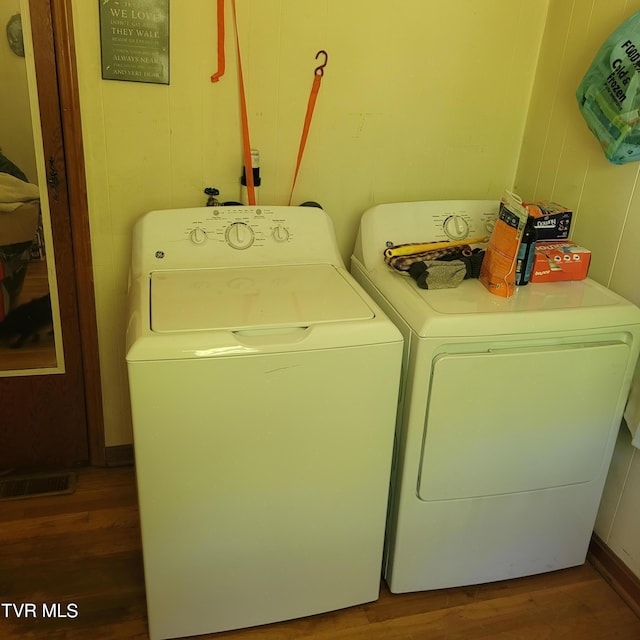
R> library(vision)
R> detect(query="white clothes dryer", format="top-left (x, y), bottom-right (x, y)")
top-left (126, 206), bottom-right (402, 640)
top-left (351, 199), bottom-right (640, 594)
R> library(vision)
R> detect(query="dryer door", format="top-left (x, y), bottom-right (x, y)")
top-left (417, 340), bottom-right (630, 501)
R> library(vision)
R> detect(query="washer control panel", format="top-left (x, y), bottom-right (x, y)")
top-left (183, 206), bottom-right (297, 251)
top-left (133, 205), bottom-right (343, 274)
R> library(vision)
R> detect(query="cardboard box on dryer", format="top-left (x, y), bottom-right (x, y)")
top-left (530, 242), bottom-right (591, 283)
top-left (524, 200), bottom-right (573, 240)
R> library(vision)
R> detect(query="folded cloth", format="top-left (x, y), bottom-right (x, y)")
top-left (0, 172), bottom-right (40, 212)
top-left (407, 249), bottom-right (486, 289)
top-left (437, 248), bottom-right (485, 279)
top-left (385, 244), bottom-right (473, 271)
top-left (408, 260), bottom-right (467, 289)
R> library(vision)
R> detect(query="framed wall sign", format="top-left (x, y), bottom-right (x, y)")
top-left (99, 0), bottom-right (169, 84)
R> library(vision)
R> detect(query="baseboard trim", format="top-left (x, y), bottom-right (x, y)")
top-left (589, 533), bottom-right (640, 618)
top-left (104, 445), bottom-right (134, 467)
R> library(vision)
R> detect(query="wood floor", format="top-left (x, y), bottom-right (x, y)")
top-left (1, 465), bottom-right (639, 640)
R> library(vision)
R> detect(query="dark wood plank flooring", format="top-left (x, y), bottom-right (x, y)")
top-left (1, 466), bottom-right (639, 639)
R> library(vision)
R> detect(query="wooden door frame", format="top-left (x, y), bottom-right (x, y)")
top-left (44, 0), bottom-right (105, 465)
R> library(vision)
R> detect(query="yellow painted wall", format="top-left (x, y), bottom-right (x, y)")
top-left (71, 0), bottom-right (549, 447)
top-left (0, 1), bottom-right (37, 183)
top-left (514, 0), bottom-right (640, 578)
top-left (68, 0), bottom-right (640, 582)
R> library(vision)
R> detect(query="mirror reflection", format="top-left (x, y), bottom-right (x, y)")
top-left (0, 5), bottom-right (57, 372)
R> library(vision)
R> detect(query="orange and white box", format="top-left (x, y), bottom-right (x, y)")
top-left (530, 242), bottom-right (591, 283)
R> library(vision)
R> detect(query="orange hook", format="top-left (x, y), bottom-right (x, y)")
top-left (314, 50), bottom-right (328, 76)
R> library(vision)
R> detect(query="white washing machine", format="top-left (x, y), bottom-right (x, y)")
top-left (350, 199), bottom-right (640, 594)
top-left (126, 205), bottom-right (402, 640)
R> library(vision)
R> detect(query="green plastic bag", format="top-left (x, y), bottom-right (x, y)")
top-left (577, 11), bottom-right (640, 164)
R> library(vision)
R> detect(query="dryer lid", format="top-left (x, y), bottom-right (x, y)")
top-left (150, 264), bottom-right (374, 332)
top-left (365, 267), bottom-right (640, 338)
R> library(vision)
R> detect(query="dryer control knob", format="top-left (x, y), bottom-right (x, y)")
top-left (272, 225), bottom-right (290, 242)
top-left (190, 227), bottom-right (208, 244)
top-left (443, 215), bottom-right (469, 240)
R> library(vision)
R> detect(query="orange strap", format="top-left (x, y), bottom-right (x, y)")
top-left (289, 51), bottom-right (328, 205)
top-left (231, 0), bottom-right (255, 204)
top-left (210, 0), bottom-right (226, 82)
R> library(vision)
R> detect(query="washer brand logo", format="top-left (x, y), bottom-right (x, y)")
top-left (1, 603), bottom-right (79, 618)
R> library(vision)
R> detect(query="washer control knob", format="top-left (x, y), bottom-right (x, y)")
top-left (225, 221), bottom-right (255, 250)
top-left (443, 215), bottom-right (469, 240)
top-left (189, 227), bottom-right (208, 245)
top-left (272, 225), bottom-right (290, 243)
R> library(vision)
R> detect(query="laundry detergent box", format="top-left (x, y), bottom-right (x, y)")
top-left (530, 242), bottom-right (591, 283)
top-left (524, 200), bottom-right (573, 240)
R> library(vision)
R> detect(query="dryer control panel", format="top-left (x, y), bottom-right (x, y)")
top-left (131, 206), bottom-right (344, 276)
top-left (353, 199), bottom-right (501, 272)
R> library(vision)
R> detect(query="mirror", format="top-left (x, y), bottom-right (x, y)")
top-left (0, 3), bottom-right (61, 374)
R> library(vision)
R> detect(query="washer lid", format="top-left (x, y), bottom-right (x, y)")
top-left (150, 264), bottom-right (374, 332)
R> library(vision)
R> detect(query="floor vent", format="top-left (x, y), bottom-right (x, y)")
top-left (0, 472), bottom-right (77, 501)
